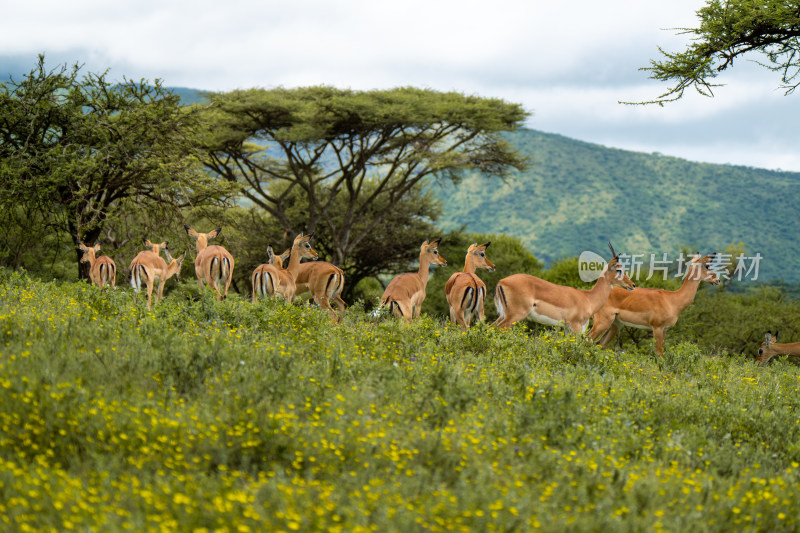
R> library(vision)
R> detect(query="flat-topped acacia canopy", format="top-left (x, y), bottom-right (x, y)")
top-left (196, 86), bottom-right (529, 297)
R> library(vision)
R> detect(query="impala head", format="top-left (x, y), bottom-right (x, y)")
top-left (605, 242), bottom-right (635, 290)
top-left (77, 242), bottom-right (100, 262)
top-left (143, 239), bottom-right (168, 256)
top-left (184, 225), bottom-right (221, 250)
top-left (757, 331), bottom-right (780, 366)
top-left (164, 247), bottom-right (187, 281)
top-left (267, 246), bottom-right (289, 268)
top-left (685, 253), bottom-right (720, 285)
top-left (467, 242), bottom-right (494, 272)
top-left (422, 238), bottom-right (447, 267)
top-left (292, 233), bottom-right (318, 261)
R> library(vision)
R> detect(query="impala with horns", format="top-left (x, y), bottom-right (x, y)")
top-left (378, 239), bottom-right (447, 321)
top-left (78, 242), bottom-right (117, 288)
top-left (757, 332), bottom-right (800, 366)
top-left (252, 246), bottom-right (294, 304)
top-left (492, 243), bottom-right (635, 332)
top-left (129, 242), bottom-right (186, 309)
top-left (445, 242), bottom-right (495, 331)
top-left (185, 225), bottom-right (235, 300)
top-left (589, 253), bottom-right (718, 357)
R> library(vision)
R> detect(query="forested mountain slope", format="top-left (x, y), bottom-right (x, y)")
top-left (436, 129), bottom-right (799, 281)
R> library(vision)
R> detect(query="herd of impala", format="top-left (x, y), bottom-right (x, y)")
top-left (77, 228), bottom-right (798, 366)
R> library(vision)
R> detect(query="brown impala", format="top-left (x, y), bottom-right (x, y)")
top-left (445, 242), bottom-right (495, 331)
top-left (589, 253), bottom-right (719, 356)
top-left (492, 243), bottom-right (635, 333)
top-left (378, 238), bottom-right (447, 322)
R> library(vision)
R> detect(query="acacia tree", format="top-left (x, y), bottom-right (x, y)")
top-left (197, 86), bottom-right (528, 285)
top-left (639, 0), bottom-right (800, 104)
top-left (0, 56), bottom-right (230, 278)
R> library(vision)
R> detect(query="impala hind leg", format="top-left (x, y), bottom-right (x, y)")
top-left (389, 301), bottom-right (413, 322)
top-left (589, 312), bottom-right (615, 343)
top-left (598, 323), bottom-right (620, 348)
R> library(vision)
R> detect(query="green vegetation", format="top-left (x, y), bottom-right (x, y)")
top-left (2, 269), bottom-right (800, 531)
top-left (436, 129), bottom-right (800, 282)
top-left (639, 0), bottom-right (800, 104)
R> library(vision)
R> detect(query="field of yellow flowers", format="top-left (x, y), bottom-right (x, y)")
top-left (1, 268), bottom-right (800, 531)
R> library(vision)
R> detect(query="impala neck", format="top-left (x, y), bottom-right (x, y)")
top-left (287, 245), bottom-right (304, 278)
top-left (673, 265), bottom-right (704, 312)
top-left (773, 342), bottom-right (800, 355)
top-left (85, 250), bottom-right (97, 266)
top-left (586, 274), bottom-right (614, 315)
top-left (417, 252), bottom-right (434, 284)
top-left (194, 237), bottom-right (208, 253)
top-left (462, 254), bottom-right (477, 274)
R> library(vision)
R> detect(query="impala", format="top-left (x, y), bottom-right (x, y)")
top-left (757, 332), bottom-right (800, 366)
top-left (293, 259), bottom-right (347, 322)
top-left (492, 243), bottom-right (635, 332)
top-left (252, 246), bottom-right (295, 304)
top-left (445, 242), bottom-right (495, 331)
top-left (589, 253), bottom-right (718, 356)
top-left (589, 253), bottom-right (719, 356)
top-left (378, 238), bottom-right (447, 321)
top-left (129, 242), bottom-right (186, 309)
top-left (78, 242), bottom-right (117, 288)
top-left (185, 225), bottom-right (235, 300)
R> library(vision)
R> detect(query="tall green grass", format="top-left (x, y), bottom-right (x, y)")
top-left (1, 268), bottom-right (799, 532)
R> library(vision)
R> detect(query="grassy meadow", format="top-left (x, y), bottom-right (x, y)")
top-left (1, 268), bottom-right (800, 532)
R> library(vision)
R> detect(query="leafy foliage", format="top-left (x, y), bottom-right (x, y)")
top-left (639, 0), bottom-right (800, 103)
top-left (196, 86), bottom-right (528, 272)
top-left (0, 56), bottom-right (233, 278)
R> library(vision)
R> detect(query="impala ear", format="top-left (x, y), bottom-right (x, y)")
top-left (77, 243), bottom-right (88, 251)
top-left (482, 242), bottom-right (491, 249)
top-left (143, 238), bottom-right (151, 248)
top-left (184, 225), bottom-right (199, 239)
top-left (433, 238), bottom-right (442, 246)
top-left (765, 332), bottom-right (772, 346)
top-left (93, 244), bottom-right (101, 252)
top-left (774, 331), bottom-right (779, 341)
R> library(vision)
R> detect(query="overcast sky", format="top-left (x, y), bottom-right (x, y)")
top-left (3, 0), bottom-right (799, 171)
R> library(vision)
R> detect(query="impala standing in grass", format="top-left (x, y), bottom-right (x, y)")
top-left (757, 332), bottom-right (800, 366)
top-left (378, 238), bottom-right (447, 322)
top-left (78, 242), bottom-right (117, 288)
top-left (129, 241), bottom-right (185, 309)
top-left (185, 226), bottom-right (234, 300)
top-left (589, 253), bottom-right (719, 356)
top-left (492, 243), bottom-right (635, 333)
top-left (294, 259), bottom-right (347, 322)
top-left (252, 246), bottom-right (294, 304)
top-left (445, 242), bottom-right (495, 331)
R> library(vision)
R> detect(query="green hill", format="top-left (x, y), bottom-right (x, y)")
top-left (436, 129), bottom-right (800, 282)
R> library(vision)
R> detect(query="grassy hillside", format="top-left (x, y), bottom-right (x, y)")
top-left (2, 270), bottom-right (800, 531)
top-left (437, 129), bottom-right (800, 282)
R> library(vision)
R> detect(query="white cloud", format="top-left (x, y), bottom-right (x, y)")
top-left (3, 0), bottom-right (798, 171)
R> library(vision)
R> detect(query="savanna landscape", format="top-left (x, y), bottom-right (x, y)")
top-left (5, 2), bottom-right (800, 530)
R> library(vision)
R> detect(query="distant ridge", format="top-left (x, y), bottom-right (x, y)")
top-left (436, 129), bottom-right (800, 282)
